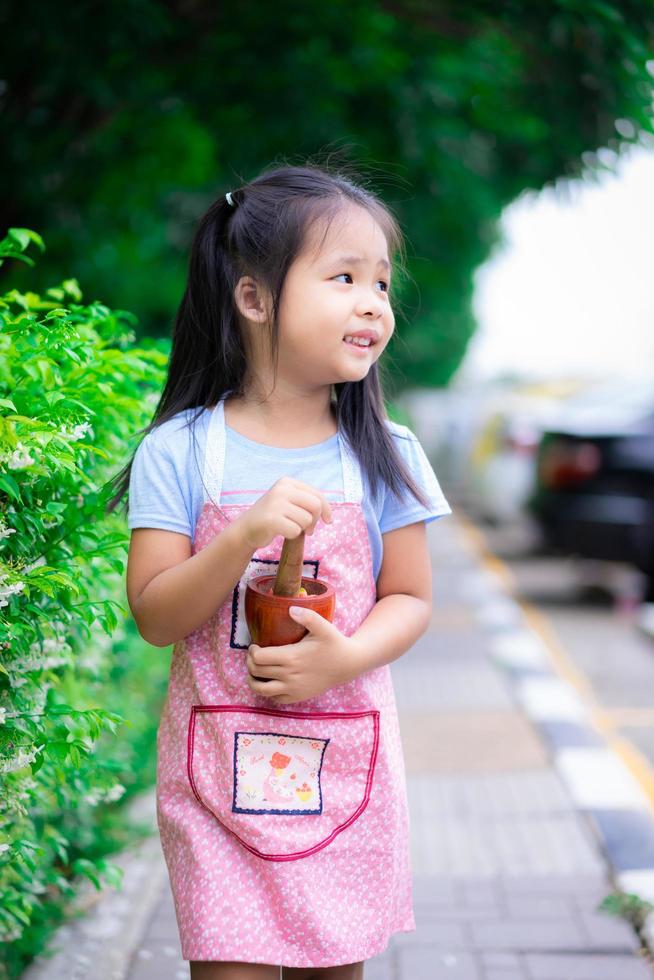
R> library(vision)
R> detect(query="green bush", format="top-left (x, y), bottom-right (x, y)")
top-left (0, 229), bottom-right (168, 979)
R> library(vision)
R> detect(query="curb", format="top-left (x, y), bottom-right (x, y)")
top-left (22, 789), bottom-right (166, 980)
top-left (456, 512), bottom-right (654, 950)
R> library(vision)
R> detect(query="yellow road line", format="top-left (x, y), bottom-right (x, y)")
top-left (456, 511), bottom-right (654, 814)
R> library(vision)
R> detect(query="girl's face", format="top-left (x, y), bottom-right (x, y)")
top-left (274, 204), bottom-right (395, 388)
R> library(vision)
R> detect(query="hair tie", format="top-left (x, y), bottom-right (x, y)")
top-left (225, 191), bottom-right (236, 207)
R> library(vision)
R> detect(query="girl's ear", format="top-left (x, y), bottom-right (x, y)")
top-left (233, 275), bottom-right (272, 325)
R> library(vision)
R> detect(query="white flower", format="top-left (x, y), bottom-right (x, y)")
top-left (0, 526), bottom-right (16, 541)
top-left (0, 579), bottom-right (25, 606)
top-left (72, 422), bottom-right (93, 441)
top-left (0, 843), bottom-right (10, 854)
top-left (0, 746), bottom-right (38, 773)
top-left (59, 422), bottom-right (94, 442)
top-left (29, 636), bottom-right (68, 656)
top-left (8, 442), bottom-right (35, 469)
top-left (84, 782), bottom-right (126, 806)
top-left (19, 633), bottom-right (72, 673)
top-left (0, 708), bottom-right (6, 724)
top-left (104, 783), bottom-right (126, 803)
top-left (12, 654), bottom-right (70, 673)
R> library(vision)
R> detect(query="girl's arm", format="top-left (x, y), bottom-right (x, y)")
top-left (348, 520), bottom-right (433, 673)
top-left (126, 520), bottom-right (256, 647)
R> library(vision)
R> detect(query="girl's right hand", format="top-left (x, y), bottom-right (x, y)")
top-left (234, 477), bottom-right (334, 551)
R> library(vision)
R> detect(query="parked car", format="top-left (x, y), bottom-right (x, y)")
top-left (402, 377), bottom-right (592, 525)
top-left (463, 379), bottom-right (588, 524)
top-left (528, 377), bottom-right (654, 625)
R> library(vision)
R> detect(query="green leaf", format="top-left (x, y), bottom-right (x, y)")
top-left (72, 858), bottom-right (102, 891)
top-left (7, 228), bottom-right (45, 252)
top-left (0, 474), bottom-right (22, 502)
top-left (45, 741), bottom-right (69, 762)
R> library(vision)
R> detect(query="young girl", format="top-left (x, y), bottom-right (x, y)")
top-left (115, 163), bottom-right (451, 980)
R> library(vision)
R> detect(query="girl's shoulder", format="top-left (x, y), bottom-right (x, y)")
top-left (139, 406), bottom-right (210, 453)
top-left (384, 418), bottom-right (415, 442)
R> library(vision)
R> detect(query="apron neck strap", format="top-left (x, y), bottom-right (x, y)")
top-left (203, 396), bottom-right (363, 505)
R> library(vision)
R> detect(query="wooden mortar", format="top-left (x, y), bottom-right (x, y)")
top-left (244, 531), bottom-right (336, 657)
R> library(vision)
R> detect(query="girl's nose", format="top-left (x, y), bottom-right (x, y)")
top-left (356, 293), bottom-right (386, 318)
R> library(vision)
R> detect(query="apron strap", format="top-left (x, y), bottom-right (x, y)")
top-left (202, 395), bottom-right (364, 506)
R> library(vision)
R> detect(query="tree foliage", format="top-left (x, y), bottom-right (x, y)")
top-left (1, 0), bottom-right (652, 388)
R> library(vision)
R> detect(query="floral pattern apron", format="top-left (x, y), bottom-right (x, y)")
top-left (155, 397), bottom-right (416, 967)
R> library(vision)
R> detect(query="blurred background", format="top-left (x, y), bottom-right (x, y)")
top-left (3, 0), bottom-right (653, 621)
top-left (3, 2), bottom-right (654, 974)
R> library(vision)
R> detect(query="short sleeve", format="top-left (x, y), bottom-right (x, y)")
top-left (379, 424), bottom-right (452, 534)
top-left (127, 432), bottom-right (193, 537)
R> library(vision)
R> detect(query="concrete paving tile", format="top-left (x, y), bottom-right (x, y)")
top-left (616, 868), bottom-right (654, 903)
top-left (414, 906), bottom-right (504, 924)
top-left (577, 908), bottom-right (641, 950)
top-left (555, 747), bottom-right (650, 809)
top-left (503, 895), bottom-right (576, 919)
top-left (354, 952), bottom-right (393, 980)
top-left (469, 918), bottom-right (591, 951)
top-left (393, 920), bottom-right (470, 947)
top-left (525, 951), bottom-right (654, 979)
top-left (535, 720), bottom-right (604, 749)
top-left (140, 899), bottom-right (180, 942)
top-left (481, 952), bottom-right (521, 968)
top-left (473, 597), bottom-right (524, 631)
top-left (489, 629), bottom-right (550, 669)
top-left (399, 710), bottom-right (548, 774)
top-left (396, 946), bottom-right (481, 979)
top-left (127, 943), bottom-right (188, 980)
top-left (407, 770), bottom-right (575, 818)
top-left (392, 661), bottom-right (514, 712)
top-left (499, 873), bottom-right (610, 897)
top-left (589, 808), bottom-right (654, 871)
top-left (515, 677), bottom-right (590, 723)
top-left (412, 874), bottom-right (462, 905)
top-left (409, 809), bottom-right (603, 876)
top-left (485, 971), bottom-right (528, 980)
top-left (460, 878), bottom-right (503, 906)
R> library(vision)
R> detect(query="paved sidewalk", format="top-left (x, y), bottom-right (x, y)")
top-left (25, 515), bottom-right (654, 979)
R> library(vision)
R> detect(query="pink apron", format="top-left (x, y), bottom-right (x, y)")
top-left (156, 397), bottom-right (416, 967)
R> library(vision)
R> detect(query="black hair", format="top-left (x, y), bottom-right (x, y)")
top-left (106, 159), bottom-right (432, 518)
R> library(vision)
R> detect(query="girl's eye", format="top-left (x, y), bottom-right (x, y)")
top-left (333, 273), bottom-right (390, 292)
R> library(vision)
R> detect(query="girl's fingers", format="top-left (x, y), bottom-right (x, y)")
top-left (247, 649), bottom-right (284, 674)
top-left (246, 661), bottom-right (277, 679)
top-left (247, 676), bottom-right (285, 698)
top-left (287, 484), bottom-right (333, 525)
top-left (248, 644), bottom-right (283, 664)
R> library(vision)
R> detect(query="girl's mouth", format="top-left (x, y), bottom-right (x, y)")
top-left (343, 336), bottom-right (374, 352)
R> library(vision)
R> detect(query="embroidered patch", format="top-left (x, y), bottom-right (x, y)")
top-left (232, 730), bottom-right (329, 815)
top-left (229, 557), bottom-right (319, 649)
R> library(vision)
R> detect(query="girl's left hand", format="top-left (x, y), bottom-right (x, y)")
top-left (246, 606), bottom-right (360, 704)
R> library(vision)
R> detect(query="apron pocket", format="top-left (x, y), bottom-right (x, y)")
top-left (187, 704), bottom-right (380, 862)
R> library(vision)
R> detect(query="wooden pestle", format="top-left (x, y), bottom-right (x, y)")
top-left (272, 532), bottom-right (308, 597)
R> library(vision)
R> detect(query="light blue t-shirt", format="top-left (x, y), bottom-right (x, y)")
top-left (127, 406), bottom-right (452, 581)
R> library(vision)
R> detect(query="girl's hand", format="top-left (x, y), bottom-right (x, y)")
top-left (246, 607), bottom-right (360, 704)
top-left (234, 477), bottom-right (333, 551)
